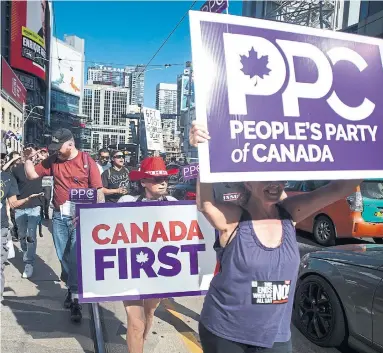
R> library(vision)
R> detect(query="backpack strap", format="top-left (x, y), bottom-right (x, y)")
top-left (82, 152), bottom-right (91, 187)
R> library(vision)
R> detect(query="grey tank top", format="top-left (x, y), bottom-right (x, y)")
top-left (200, 204), bottom-right (300, 348)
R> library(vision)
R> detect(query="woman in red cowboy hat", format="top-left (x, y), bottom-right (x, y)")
top-left (118, 156), bottom-right (178, 353)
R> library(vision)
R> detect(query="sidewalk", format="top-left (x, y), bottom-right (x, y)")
top-left (1, 220), bottom-right (94, 353)
top-left (1, 219), bottom-right (204, 353)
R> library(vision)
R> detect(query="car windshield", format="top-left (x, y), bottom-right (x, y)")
top-left (360, 180), bottom-right (383, 199)
top-left (285, 181), bottom-right (300, 191)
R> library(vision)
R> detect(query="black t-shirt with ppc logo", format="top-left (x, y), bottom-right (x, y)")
top-left (101, 166), bottom-right (130, 203)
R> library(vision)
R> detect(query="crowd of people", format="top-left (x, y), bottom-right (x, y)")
top-left (0, 125), bottom-right (362, 353)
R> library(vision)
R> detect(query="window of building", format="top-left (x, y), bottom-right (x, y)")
top-left (104, 90), bottom-right (111, 125)
top-left (119, 135), bottom-right (125, 145)
top-left (9, 112), bottom-right (12, 126)
top-left (103, 134), bottom-right (109, 147)
top-left (359, 0), bottom-right (369, 20)
top-left (92, 134), bottom-right (100, 151)
top-left (111, 134), bottom-right (118, 145)
top-left (1, 108), bottom-right (4, 124)
top-left (368, 1), bottom-right (383, 17)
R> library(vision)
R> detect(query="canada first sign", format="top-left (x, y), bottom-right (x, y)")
top-left (76, 201), bottom-right (216, 302)
top-left (189, 11), bottom-right (383, 182)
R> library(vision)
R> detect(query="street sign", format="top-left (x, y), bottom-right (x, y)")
top-left (200, 0), bottom-right (228, 13)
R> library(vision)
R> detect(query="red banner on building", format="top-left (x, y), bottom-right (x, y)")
top-left (10, 0), bottom-right (47, 81)
top-left (1, 57), bottom-right (27, 107)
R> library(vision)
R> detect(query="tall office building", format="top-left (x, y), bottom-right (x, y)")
top-left (87, 64), bottom-right (145, 108)
top-left (87, 65), bottom-right (127, 87)
top-left (156, 83), bottom-right (178, 114)
top-left (125, 65), bottom-right (145, 106)
top-left (50, 35), bottom-right (91, 151)
top-left (161, 114), bottom-right (182, 161)
top-left (82, 84), bottom-right (134, 151)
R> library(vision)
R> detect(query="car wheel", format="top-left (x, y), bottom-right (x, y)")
top-left (313, 216), bottom-right (336, 246)
top-left (294, 275), bottom-right (347, 347)
top-left (373, 238), bottom-right (383, 244)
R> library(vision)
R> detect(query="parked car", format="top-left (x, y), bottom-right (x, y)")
top-left (168, 180), bottom-right (243, 202)
top-left (285, 179), bottom-right (383, 246)
top-left (168, 178), bottom-right (197, 200)
top-left (294, 244), bottom-right (383, 352)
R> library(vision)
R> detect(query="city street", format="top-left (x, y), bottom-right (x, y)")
top-left (2, 221), bottom-right (368, 353)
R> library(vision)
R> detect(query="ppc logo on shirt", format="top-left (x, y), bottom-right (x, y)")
top-left (69, 188), bottom-right (97, 203)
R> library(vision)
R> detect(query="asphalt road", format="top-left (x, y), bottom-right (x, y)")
top-left (103, 231), bottom-right (373, 353)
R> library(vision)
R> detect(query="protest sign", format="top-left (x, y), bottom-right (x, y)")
top-left (143, 107), bottom-right (164, 151)
top-left (182, 163), bottom-right (199, 180)
top-left (189, 11), bottom-right (383, 182)
top-left (200, 0), bottom-right (228, 13)
top-left (76, 201), bottom-right (216, 302)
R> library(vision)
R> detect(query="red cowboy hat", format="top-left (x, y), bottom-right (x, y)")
top-left (129, 157), bottom-right (179, 181)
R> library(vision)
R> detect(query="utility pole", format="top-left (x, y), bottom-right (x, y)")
top-left (186, 61), bottom-right (193, 161)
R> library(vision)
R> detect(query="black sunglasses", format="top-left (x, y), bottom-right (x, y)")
top-left (149, 176), bottom-right (169, 183)
top-left (113, 155), bottom-right (124, 159)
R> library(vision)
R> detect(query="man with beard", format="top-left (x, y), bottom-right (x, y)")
top-left (24, 128), bottom-right (104, 323)
top-left (96, 148), bottom-right (111, 175)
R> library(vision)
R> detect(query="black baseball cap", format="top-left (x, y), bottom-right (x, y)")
top-left (48, 128), bottom-right (74, 151)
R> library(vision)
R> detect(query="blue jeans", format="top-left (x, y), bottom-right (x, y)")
top-left (15, 206), bottom-right (41, 266)
top-left (52, 211), bottom-right (78, 294)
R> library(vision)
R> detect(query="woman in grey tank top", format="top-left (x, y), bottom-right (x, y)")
top-left (190, 122), bottom-right (362, 353)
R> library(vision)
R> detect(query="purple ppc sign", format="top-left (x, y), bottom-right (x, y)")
top-left (69, 188), bottom-right (97, 203)
top-left (182, 163), bottom-right (199, 180)
top-left (200, 0), bottom-right (228, 14)
top-left (189, 12), bottom-right (383, 182)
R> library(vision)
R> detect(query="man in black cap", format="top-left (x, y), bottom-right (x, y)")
top-left (24, 129), bottom-right (104, 322)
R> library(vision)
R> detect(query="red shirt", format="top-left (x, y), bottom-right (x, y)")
top-left (35, 151), bottom-right (102, 209)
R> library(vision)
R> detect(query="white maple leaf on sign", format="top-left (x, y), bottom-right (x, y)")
top-left (136, 251), bottom-right (149, 266)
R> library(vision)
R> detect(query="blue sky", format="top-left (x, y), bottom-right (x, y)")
top-left (53, 1), bottom-right (243, 108)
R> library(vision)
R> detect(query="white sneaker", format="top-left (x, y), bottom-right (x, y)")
top-left (22, 264), bottom-right (33, 278)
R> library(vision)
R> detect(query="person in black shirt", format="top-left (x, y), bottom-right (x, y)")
top-left (1, 143), bottom-right (41, 300)
top-left (101, 150), bottom-right (130, 203)
top-left (12, 147), bottom-right (43, 279)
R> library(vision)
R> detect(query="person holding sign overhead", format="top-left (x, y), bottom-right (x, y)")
top-left (189, 121), bottom-right (362, 353)
top-left (118, 156), bottom-right (178, 353)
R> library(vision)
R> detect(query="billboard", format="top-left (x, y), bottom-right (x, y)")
top-left (1, 58), bottom-right (27, 107)
top-left (10, 0), bottom-right (47, 81)
top-left (180, 74), bottom-right (195, 111)
top-left (51, 39), bottom-right (82, 97)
